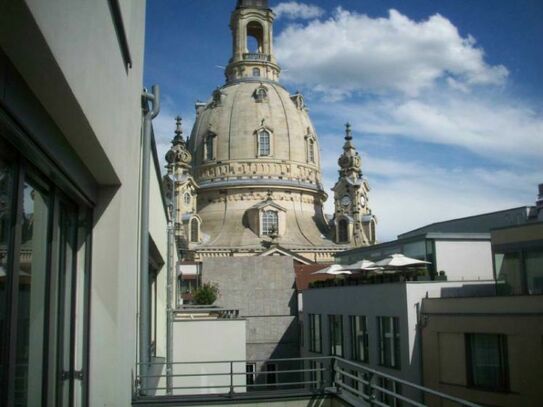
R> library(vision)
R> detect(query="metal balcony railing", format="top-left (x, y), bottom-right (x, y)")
top-left (133, 356), bottom-right (481, 406)
top-left (242, 52), bottom-right (270, 61)
top-left (175, 305), bottom-right (240, 319)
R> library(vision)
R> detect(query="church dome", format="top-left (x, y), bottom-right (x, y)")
top-left (188, 80), bottom-right (323, 193)
top-left (177, 0), bottom-right (363, 259)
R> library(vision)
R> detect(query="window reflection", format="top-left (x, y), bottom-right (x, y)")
top-left (15, 181), bottom-right (49, 406)
top-left (0, 156), bottom-right (13, 399)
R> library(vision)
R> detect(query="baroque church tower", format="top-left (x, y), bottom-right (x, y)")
top-left (332, 123), bottom-right (376, 246)
top-left (165, 117), bottom-right (201, 252)
top-left (166, 0), bottom-right (376, 263)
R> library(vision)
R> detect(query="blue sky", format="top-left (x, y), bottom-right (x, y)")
top-left (144, 0), bottom-right (543, 242)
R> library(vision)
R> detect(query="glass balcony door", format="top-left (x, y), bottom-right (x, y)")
top-left (0, 132), bottom-right (92, 407)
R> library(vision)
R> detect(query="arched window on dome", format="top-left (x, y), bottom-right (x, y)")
top-left (370, 219), bottom-right (376, 243)
top-left (184, 192), bottom-right (191, 206)
top-left (258, 129), bottom-right (271, 156)
top-left (261, 210), bottom-right (278, 236)
top-left (190, 218), bottom-right (199, 243)
top-left (254, 86), bottom-right (268, 103)
top-left (308, 139), bottom-right (315, 163)
top-left (252, 68), bottom-right (261, 77)
top-left (338, 219), bottom-right (349, 243)
top-left (204, 133), bottom-right (216, 161)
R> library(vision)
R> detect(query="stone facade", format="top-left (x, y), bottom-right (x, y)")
top-left (201, 256), bottom-right (301, 383)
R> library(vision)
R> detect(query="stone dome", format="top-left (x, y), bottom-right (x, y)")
top-left (188, 80), bottom-right (323, 193)
top-left (178, 0), bottom-right (354, 259)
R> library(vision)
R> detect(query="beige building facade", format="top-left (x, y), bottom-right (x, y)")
top-left (421, 295), bottom-right (543, 407)
top-left (166, 0), bottom-right (376, 264)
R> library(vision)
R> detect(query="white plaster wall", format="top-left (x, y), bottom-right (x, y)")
top-left (435, 240), bottom-right (493, 281)
top-left (172, 319), bottom-right (247, 395)
top-left (1, 0), bottom-right (152, 405)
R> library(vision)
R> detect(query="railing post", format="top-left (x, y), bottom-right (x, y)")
top-left (229, 361), bottom-right (234, 396)
top-left (333, 358), bottom-right (341, 394)
top-left (329, 357), bottom-right (335, 390)
top-left (367, 372), bottom-right (376, 406)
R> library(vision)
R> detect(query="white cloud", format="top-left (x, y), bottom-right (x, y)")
top-left (276, 8), bottom-right (508, 97)
top-left (273, 2), bottom-right (324, 20)
top-left (312, 92), bottom-right (543, 161)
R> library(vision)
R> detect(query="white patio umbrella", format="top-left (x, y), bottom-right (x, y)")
top-left (311, 264), bottom-right (353, 275)
top-left (375, 254), bottom-right (431, 268)
top-left (340, 259), bottom-right (379, 271)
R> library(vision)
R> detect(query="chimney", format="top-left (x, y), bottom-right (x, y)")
top-left (537, 184), bottom-right (543, 208)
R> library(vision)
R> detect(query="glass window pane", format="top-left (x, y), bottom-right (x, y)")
top-left (15, 180), bottom-right (50, 406)
top-left (495, 252), bottom-right (523, 295)
top-left (259, 131), bottom-right (270, 156)
top-left (262, 211), bottom-right (278, 236)
top-left (0, 154), bottom-right (14, 399)
top-left (468, 334), bottom-right (508, 390)
top-left (525, 250), bottom-right (543, 294)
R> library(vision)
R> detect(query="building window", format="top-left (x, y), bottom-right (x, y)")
top-left (0, 137), bottom-right (92, 405)
top-left (254, 87), bottom-right (267, 102)
top-left (307, 139), bottom-right (315, 162)
top-left (495, 249), bottom-right (543, 295)
top-left (378, 316), bottom-right (400, 369)
top-left (258, 129), bottom-right (270, 156)
top-left (190, 218), bottom-right (199, 242)
top-left (308, 314), bottom-right (322, 353)
top-left (183, 192), bottom-right (191, 206)
top-left (265, 363), bottom-right (277, 385)
top-left (204, 134), bottom-right (215, 161)
top-left (338, 218), bottom-right (349, 243)
top-left (350, 315), bottom-right (369, 363)
top-left (261, 210), bottom-right (278, 236)
top-left (253, 67), bottom-right (261, 77)
top-left (328, 314), bottom-right (344, 357)
top-left (370, 219), bottom-right (376, 242)
top-left (246, 363), bottom-right (256, 387)
top-left (466, 334), bottom-right (509, 391)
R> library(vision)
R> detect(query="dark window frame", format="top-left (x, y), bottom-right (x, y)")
top-left (308, 313), bottom-right (322, 353)
top-left (465, 333), bottom-right (509, 392)
top-left (377, 316), bottom-right (401, 369)
top-left (328, 314), bottom-right (344, 357)
top-left (350, 315), bottom-right (369, 363)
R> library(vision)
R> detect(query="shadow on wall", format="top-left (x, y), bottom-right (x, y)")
top-left (253, 317), bottom-right (302, 389)
top-left (440, 283), bottom-right (496, 298)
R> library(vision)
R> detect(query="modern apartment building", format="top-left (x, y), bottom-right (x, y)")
top-left (0, 1), bottom-right (168, 405)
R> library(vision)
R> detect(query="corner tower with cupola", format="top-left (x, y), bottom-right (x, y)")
top-left (164, 116), bottom-right (202, 252)
top-left (333, 123), bottom-right (377, 246)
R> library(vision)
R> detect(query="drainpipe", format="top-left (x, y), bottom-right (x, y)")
top-left (166, 172), bottom-right (177, 394)
top-left (140, 85), bottom-right (160, 395)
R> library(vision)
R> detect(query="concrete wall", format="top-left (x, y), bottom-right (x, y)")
top-left (422, 295), bottom-right (543, 407)
top-left (202, 256), bottom-right (300, 383)
top-left (435, 240), bottom-right (493, 281)
top-left (170, 318), bottom-right (246, 395)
